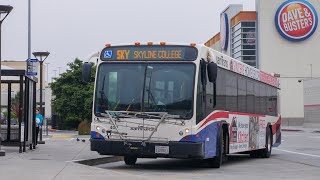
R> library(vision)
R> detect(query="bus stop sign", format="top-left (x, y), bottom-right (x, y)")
top-left (26, 59), bottom-right (39, 76)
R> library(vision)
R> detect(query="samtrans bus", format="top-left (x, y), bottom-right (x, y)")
top-left (82, 42), bottom-right (281, 168)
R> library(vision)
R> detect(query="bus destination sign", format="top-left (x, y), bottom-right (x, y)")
top-left (100, 46), bottom-right (198, 61)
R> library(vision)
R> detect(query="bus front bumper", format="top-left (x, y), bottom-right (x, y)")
top-left (91, 139), bottom-right (204, 159)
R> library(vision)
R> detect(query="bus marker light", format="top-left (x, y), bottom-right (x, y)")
top-left (147, 42), bottom-right (153, 45)
top-left (135, 42), bottom-right (141, 46)
top-left (105, 44), bottom-right (111, 47)
top-left (96, 126), bottom-right (101, 131)
top-left (160, 42), bottom-right (166, 45)
top-left (179, 131), bottom-right (183, 136)
top-left (102, 129), bottom-right (106, 133)
top-left (96, 132), bottom-right (101, 137)
top-left (191, 43), bottom-right (196, 47)
top-left (196, 134), bottom-right (199, 138)
top-left (185, 136), bottom-right (190, 140)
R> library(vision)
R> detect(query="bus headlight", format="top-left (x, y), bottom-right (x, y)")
top-left (96, 126), bottom-right (101, 131)
top-left (185, 128), bottom-right (190, 133)
top-left (102, 129), bottom-right (106, 133)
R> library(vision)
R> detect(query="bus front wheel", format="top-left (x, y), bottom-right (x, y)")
top-left (124, 155), bottom-right (137, 165)
top-left (208, 127), bottom-right (224, 168)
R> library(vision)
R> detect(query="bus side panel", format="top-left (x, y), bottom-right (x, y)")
top-left (204, 122), bottom-right (220, 159)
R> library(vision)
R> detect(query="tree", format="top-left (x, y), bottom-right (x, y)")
top-left (51, 59), bottom-right (95, 130)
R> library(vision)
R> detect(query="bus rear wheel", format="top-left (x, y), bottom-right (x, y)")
top-left (261, 127), bottom-right (272, 158)
top-left (124, 155), bottom-right (137, 165)
top-left (250, 127), bottom-right (272, 158)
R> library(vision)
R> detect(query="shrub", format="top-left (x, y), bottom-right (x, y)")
top-left (78, 121), bottom-right (91, 135)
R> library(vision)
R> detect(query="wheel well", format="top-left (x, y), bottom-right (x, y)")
top-left (222, 123), bottom-right (229, 154)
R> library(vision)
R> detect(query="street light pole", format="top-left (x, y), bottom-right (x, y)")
top-left (33, 51), bottom-right (50, 145)
top-left (310, 64), bottom-right (313, 79)
top-left (45, 62), bottom-right (50, 84)
top-left (0, 5), bottom-right (13, 157)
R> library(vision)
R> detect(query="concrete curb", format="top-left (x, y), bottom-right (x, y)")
top-left (282, 129), bottom-right (303, 132)
top-left (75, 156), bottom-right (123, 166)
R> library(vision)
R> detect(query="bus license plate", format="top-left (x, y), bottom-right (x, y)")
top-left (155, 146), bottom-right (169, 154)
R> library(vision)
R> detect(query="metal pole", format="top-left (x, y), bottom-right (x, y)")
top-left (0, 52), bottom-right (4, 154)
top-left (0, 21), bottom-right (2, 116)
top-left (28, 0), bottom-right (31, 61)
top-left (45, 63), bottom-right (49, 83)
top-left (310, 64), bottom-right (313, 79)
top-left (58, 67), bottom-right (61, 76)
top-left (38, 59), bottom-right (45, 144)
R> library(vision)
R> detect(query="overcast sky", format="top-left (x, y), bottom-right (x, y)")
top-left (0, 0), bottom-right (255, 82)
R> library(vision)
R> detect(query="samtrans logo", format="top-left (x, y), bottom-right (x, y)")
top-left (130, 126), bottom-right (157, 132)
top-left (275, 0), bottom-right (318, 41)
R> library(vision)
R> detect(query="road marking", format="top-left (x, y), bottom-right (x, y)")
top-left (308, 136), bottom-right (320, 139)
top-left (274, 148), bottom-right (320, 158)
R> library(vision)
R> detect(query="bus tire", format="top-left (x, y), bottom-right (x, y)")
top-left (261, 127), bottom-right (272, 158)
top-left (208, 127), bottom-right (224, 168)
top-left (124, 155), bottom-right (137, 165)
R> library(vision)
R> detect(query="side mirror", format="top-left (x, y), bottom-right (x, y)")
top-left (82, 62), bottom-right (93, 83)
top-left (207, 63), bottom-right (217, 83)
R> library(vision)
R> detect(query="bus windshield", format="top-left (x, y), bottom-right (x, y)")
top-left (95, 63), bottom-right (195, 119)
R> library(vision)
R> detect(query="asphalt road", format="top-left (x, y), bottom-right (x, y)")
top-left (95, 130), bottom-right (320, 180)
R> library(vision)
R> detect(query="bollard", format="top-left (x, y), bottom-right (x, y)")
top-left (38, 125), bottom-right (45, 144)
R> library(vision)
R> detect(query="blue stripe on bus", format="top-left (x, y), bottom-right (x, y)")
top-left (180, 122), bottom-right (220, 159)
top-left (91, 131), bottom-right (104, 139)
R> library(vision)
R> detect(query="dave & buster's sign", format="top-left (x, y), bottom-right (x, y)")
top-left (275, 0), bottom-right (318, 41)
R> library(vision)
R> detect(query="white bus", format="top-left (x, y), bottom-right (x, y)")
top-left (82, 42), bottom-right (281, 168)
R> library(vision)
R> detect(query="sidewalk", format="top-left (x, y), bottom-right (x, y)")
top-left (0, 131), bottom-right (130, 180)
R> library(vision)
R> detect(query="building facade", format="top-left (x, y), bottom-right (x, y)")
top-left (303, 78), bottom-right (320, 128)
top-left (206, 0), bottom-right (320, 126)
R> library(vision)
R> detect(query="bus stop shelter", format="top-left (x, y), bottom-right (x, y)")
top-left (0, 69), bottom-right (38, 154)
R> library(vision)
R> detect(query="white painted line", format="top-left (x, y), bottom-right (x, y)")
top-left (308, 136), bottom-right (320, 139)
top-left (274, 148), bottom-right (320, 158)
top-left (69, 138), bottom-right (75, 141)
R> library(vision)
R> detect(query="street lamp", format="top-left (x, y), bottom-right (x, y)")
top-left (0, 5), bottom-right (13, 157)
top-left (33, 51), bottom-right (50, 145)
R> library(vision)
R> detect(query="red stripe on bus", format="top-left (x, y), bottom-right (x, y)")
top-left (198, 111), bottom-right (265, 130)
top-left (272, 116), bottom-right (281, 135)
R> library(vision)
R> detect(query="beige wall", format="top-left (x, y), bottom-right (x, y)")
top-left (257, 0), bottom-right (320, 120)
top-left (2, 61), bottom-right (46, 91)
